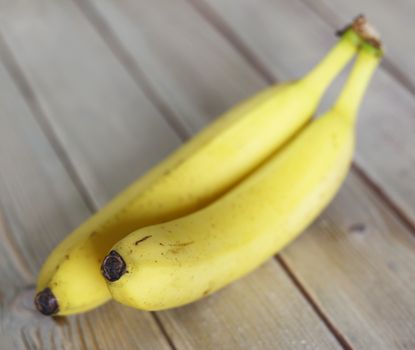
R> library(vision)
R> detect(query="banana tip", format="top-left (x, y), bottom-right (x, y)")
top-left (34, 288), bottom-right (59, 316)
top-left (352, 15), bottom-right (382, 50)
top-left (338, 14), bottom-right (383, 51)
top-left (101, 250), bottom-right (126, 282)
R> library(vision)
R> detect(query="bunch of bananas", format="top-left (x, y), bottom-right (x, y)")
top-left (35, 16), bottom-right (382, 316)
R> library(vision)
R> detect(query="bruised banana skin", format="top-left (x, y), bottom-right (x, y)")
top-left (104, 47), bottom-right (381, 311)
top-left (35, 30), bottom-right (360, 315)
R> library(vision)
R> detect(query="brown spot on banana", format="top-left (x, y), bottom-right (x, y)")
top-left (134, 235), bottom-right (152, 245)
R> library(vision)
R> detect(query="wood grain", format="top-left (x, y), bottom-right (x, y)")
top-left (72, 0), bottom-right (415, 348)
top-left (159, 261), bottom-right (341, 350)
top-left (0, 0), bottom-right (414, 348)
top-left (0, 56), bottom-right (172, 350)
top-left (74, 0), bottom-right (267, 135)
top-left (284, 172), bottom-right (415, 349)
top-left (0, 0), bottom-right (182, 205)
top-left (0, 60), bottom-right (89, 279)
top-left (0, 1), bottom-right (178, 349)
top-left (0, 0), bottom-right (341, 349)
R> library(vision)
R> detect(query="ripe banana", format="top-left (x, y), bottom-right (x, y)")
top-left (102, 42), bottom-right (382, 311)
top-left (35, 21), bottom-right (364, 316)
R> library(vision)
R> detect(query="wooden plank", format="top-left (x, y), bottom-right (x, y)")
top-left (72, 0), bottom-right (415, 348)
top-left (0, 71), bottom-right (171, 350)
top-left (159, 261), bottom-right (341, 350)
top-left (0, 0), bottom-right (182, 205)
top-left (0, 2), bottom-right (178, 349)
top-left (200, 0), bottom-right (415, 226)
top-left (0, 61), bottom-right (89, 278)
top-left (0, 0), bottom-right (343, 348)
top-left (283, 172), bottom-right (415, 349)
top-left (74, 0), bottom-right (267, 134)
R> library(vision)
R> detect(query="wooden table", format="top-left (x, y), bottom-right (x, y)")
top-left (1, 0), bottom-right (414, 349)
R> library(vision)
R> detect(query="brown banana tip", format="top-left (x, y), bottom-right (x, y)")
top-left (101, 250), bottom-right (126, 282)
top-left (337, 14), bottom-right (383, 50)
top-left (34, 288), bottom-right (59, 316)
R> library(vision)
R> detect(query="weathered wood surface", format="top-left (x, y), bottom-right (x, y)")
top-left (0, 0), bottom-right (414, 349)
top-left (0, 0), bottom-right (341, 349)
top-left (0, 28), bottom-right (172, 349)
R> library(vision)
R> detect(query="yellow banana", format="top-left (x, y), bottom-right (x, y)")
top-left (35, 22), bottom-right (363, 316)
top-left (102, 42), bottom-right (382, 311)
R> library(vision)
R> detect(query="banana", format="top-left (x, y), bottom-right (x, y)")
top-left (35, 21), bottom-right (363, 316)
top-left (102, 41), bottom-right (382, 311)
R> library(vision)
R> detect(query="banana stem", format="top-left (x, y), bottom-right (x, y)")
top-left (333, 48), bottom-right (380, 123)
top-left (338, 15), bottom-right (383, 52)
top-left (300, 30), bottom-right (358, 95)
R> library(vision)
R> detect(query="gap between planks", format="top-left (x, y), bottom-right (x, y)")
top-left (188, 0), bottom-right (275, 85)
top-left (351, 164), bottom-right (415, 236)
top-left (151, 313), bottom-right (178, 350)
top-left (0, 31), bottom-right (97, 215)
top-left (0, 203), bottom-right (33, 284)
top-left (0, 21), bottom-right (178, 350)
top-left (275, 256), bottom-right (353, 350)
top-left (71, 0), bottom-right (190, 141)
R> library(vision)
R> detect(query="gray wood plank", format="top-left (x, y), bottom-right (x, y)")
top-left (202, 0), bottom-right (415, 227)
top-left (73, 0), bottom-right (415, 348)
top-left (0, 63), bottom-right (172, 349)
top-left (0, 0), bottom-right (182, 206)
top-left (0, 0), bottom-right (343, 348)
top-left (0, 61), bottom-right (89, 278)
top-left (159, 261), bottom-right (341, 350)
top-left (75, 0), bottom-right (267, 134)
top-left (283, 172), bottom-right (415, 349)
top-left (0, 1), bottom-right (180, 349)
top-left (2, 292), bottom-right (172, 350)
